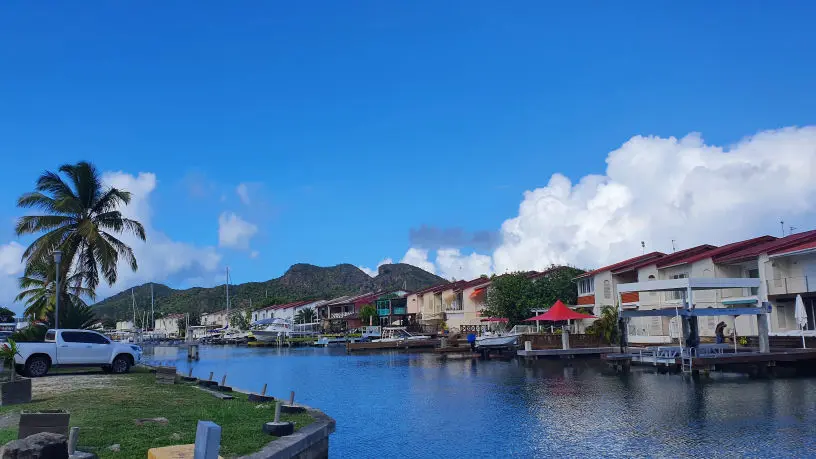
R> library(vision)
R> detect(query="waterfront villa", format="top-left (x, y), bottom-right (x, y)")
top-left (154, 313), bottom-right (185, 338)
top-left (316, 293), bottom-right (380, 331)
top-left (580, 228), bottom-right (816, 342)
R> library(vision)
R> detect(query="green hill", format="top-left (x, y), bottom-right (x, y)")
top-left (92, 263), bottom-right (448, 321)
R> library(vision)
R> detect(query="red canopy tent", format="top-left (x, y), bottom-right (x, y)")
top-left (524, 300), bottom-right (596, 322)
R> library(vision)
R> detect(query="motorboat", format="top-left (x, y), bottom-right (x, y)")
top-left (372, 327), bottom-right (430, 343)
top-left (476, 325), bottom-right (535, 348)
top-left (252, 318), bottom-right (293, 342)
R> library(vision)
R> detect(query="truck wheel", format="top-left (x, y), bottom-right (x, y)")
top-left (25, 356), bottom-right (50, 377)
top-left (111, 355), bottom-right (131, 374)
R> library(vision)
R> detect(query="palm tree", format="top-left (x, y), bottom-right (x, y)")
top-left (15, 161), bottom-right (146, 293)
top-left (586, 306), bottom-right (619, 344)
top-left (294, 307), bottom-right (316, 324)
top-left (15, 259), bottom-right (93, 320)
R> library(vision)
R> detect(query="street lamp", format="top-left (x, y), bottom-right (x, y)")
top-left (53, 250), bottom-right (62, 331)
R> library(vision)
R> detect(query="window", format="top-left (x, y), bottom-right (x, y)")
top-left (45, 331), bottom-right (56, 342)
top-left (61, 331), bottom-right (109, 344)
top-left (603, 280), bottom-right (611, 299)
top-left (748, 269), bottom-right (760, 296)
top-left (648, 275), bottom-right (657, 297)
top-left (667, 273), bottom-right (688, 301)
top-left (578, 278), bottom-right (595, 295)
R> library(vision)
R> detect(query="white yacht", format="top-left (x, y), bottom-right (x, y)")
top-left (372, 327), bottom-right (430, 343)
top-left (252, 318), bottom-right (293, 342)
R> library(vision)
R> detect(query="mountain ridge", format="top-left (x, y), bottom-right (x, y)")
top-left (92, 263), bottom-right (448, 321)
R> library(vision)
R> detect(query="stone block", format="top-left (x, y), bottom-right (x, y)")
top-left (147, 444), bottom-right (223, 459)
top-left (1, 379), bottom-right (32, 406)
top-left (1, 432), bottom-right (67, 459)
top-left (18, 410), bottom-right (70, 439)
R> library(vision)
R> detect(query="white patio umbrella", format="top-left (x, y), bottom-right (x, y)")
top-left (795, 294), bottom-right (808, 349)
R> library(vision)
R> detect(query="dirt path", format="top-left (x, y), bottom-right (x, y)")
top-left (31, 373), bottom-right (121, 397)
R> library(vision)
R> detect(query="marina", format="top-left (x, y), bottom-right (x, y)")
top-left (143, 344), bottom-right (816, 458)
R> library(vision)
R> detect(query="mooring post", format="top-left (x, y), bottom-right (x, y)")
top-left (194, 421), bottom-right (221, 459)
top-left (220, 374), bottom-right (227, 387)
top-left (188, 368), bottom-right (193, 377)
top-left (758, 303), bottom-right (770, 353)
top-left (261, 383), bottom-right (267, 396)
top-left (289, 390), bottom-right (295, 405)
top-left (67, 427), bottom-right (79, 454)
top-left (208, 371), bottom-right (213, 381)
top-left (274, 401), bottom-right (281, 423)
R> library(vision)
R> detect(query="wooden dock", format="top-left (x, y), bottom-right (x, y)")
top-left (517, 347), bottom-right (618, 359)
top-left (346, 339), bottom-right (439, 352)
top-left (604, 347), bottom-right (816, 376)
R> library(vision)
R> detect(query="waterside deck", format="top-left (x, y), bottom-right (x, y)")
top-left (605, 347), bottom-right (816, 376)
top-left (518, 347), bottom-right (618, 359)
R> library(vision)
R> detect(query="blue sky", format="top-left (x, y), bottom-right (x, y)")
top-left (2, 2), bottom-right (816, 305)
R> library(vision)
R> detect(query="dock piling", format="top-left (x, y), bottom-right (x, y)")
top-left (261, 384), bottom-right (267, 396)
top-left (208, 371), bottom-right (213, 382)
top-left (274, 401), bottom-right (281, 423)
top-left (220, 374), bottom-right (227, 386)
top-left (188, 368), bottom-right (193, 377)
top-left (289, 391), bottom-right (295, 405)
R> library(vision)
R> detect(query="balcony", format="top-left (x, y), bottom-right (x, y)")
top-left (444, 302), bottom-right (463, 313)
top-left (378, 307), bottom-right (407, 316)
top-left (767, 276), bottom-right (815, 296)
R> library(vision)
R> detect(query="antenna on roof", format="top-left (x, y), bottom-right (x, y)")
top-left (641, 241), bottom-right (645, 254)
top-left (790, 226), bottom-right (797, 235)
top-left (780, 219), bottom-right (785, 236)
top-left (671, 239), bottom-right (676, 253)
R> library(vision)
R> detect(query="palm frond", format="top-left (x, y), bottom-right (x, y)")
top-left (92, 188), bottom-right (131, 214)
top-left (101, 231), bottom-right (138, 271)
top-left (59, 161), bottom-right (101, 208)
top-left (14, 215), bottom-right (74, 236)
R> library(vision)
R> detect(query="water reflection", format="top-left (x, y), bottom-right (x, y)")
top-left (144, 346), bottom-right (816, 458)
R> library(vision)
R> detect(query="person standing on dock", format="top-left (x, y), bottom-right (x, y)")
top-left (715, 321), bottom-right (727, 344)
top-left (467, 332), bottom-right (476, 352)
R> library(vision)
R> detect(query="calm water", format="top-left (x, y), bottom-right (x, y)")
top-left (145, 346), bottom-right (816, 458)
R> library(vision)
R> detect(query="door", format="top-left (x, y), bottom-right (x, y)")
top-left (58, 331), bottom-right (112, 364)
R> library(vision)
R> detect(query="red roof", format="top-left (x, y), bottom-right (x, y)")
top-left (407, 282), bottom-right (451, 296)
top-left (575, 252), bottom-right (665, 279)
top-left (656, 236), bottom-right (776, 268)
top-left (770, 239), bottom-right (816, 256)
top-left (653, 245), bottom-right (720, 268)
top-left (715, 230), bottom-right (816, 263)
top-left (524, 300), bottom-right (596, 321)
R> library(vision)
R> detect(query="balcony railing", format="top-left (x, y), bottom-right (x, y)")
top-left (444, 302), bottom-right (463, 312)
top-left (767, 276), bottom-right (816, 296)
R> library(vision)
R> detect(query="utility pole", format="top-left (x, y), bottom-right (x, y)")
top-left (671, 239), bottom-right (676, 253)
top-left (780, 219), bottom-right (785, 237)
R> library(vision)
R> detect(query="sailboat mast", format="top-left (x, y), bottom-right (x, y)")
top-left (131, 288), bottom-right (137, 329)
top-left (225, 267), bottom-right (230, 328)
top-left (151, 284), bottom-right (155, 330)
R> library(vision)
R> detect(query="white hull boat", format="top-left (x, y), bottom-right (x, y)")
top-left (372, 327), bottom-right (430, 343)
top-left (251, 318), bottom-right (292, 342)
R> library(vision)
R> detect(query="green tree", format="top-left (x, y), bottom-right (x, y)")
top-left (358, 304), bottom-right (378, 327)
top-left (15, 161), bottom-right (146, 294)
top-left (529, 266), bottom-right (585, 306)
top-left (50, 303), bottom-right (97, 329)
top-left (482, 273), bottom-right (536, 327)
top-left (0, 307), bottom-right (14, 323)
top-left (585, 306), bottom-right (619, 344)
top-left (229, 310), bottom-right (251, 330)
top-left (15, 259), bottom-right (92, 320)
top-left (294, 308), bottom-right (316, 324)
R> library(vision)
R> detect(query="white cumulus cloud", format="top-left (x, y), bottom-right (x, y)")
top-left (395, 126), bottom-right (816, 278)
top-left (358, 257), bottom-right (394, 277)
top-left (236, 183), bottom-right (251, 205)
top-left (436, 249), bottom-right (492, 280)
top-left (400, 248), bottom-right (437, 274)
top-left (99, 171), bottom-right (223, 299)
top-left (218, 212), bottom-right (258, 250)
top-left (493, 126), bottom-right (816, 271)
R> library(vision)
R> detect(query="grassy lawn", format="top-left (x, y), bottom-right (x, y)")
top-left (0, 368), bottom-right (312, 458)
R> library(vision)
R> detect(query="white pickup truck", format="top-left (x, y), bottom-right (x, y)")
top-left (14, 329), bottom-right (142, 377)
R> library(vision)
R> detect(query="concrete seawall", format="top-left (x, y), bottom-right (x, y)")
top-left (239, 406), bottom-right (336, 459)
